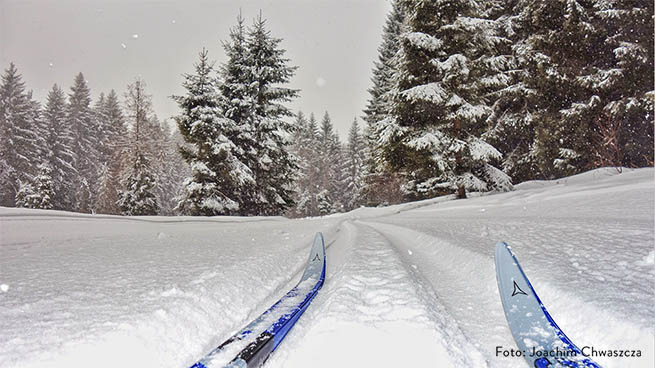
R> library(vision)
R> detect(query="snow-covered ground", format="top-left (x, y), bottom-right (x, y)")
top-left (1, 168), bottom-right (653, 368)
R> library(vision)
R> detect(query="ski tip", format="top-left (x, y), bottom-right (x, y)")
top-left (495, 241), bottom-right (509, 249)
top-left (313, 232), bottom-right (324, 245)
top-left (494, 241), bottom-right (510, 257)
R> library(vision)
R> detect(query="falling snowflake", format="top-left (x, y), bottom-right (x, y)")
top-left (121, 43), bottom-right (127, 49)
top-left (315, 77), bottom-right (326, 87)
top-left (132, 34), bottom-right (139, 39)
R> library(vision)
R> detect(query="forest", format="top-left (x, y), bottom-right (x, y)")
top-left (0, 0), bottom-right (652, 217)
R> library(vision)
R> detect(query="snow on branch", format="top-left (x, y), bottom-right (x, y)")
top-left (401, 83), bottom-right (448, 104)
top-left (403, 32), bottom-right (443, 52)
top-left (468, 137), bottom-right (502, 161)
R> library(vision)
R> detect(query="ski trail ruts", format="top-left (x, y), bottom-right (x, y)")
top-left (181, 223), bottom-right (343, 367)
top-left (361, 220), bottom-right (523, 368)
top-left (362, 221), bottom-right (655, 368)
top-left (267, 220), bottom-right (486, 368)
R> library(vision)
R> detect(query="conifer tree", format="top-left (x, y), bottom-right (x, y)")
top-left (42, 84), bottom-right (77, 209)
top-left (244, 15), bottom-right (300, 215)
top-left (68, 72), bottom-right (100, 211)
top-left (95, 162), bottom-right (121, 214)
top-left (118, 78), bottom-right (159, 216)
top-left (382, 0), bottom-right (511, 199)
top-left (117, 153), bottom-right (158, 216)
top-left (590, 0), bottom-right (654, 168)
top-left (290, 111), bottom-right (321, 216)
top-left (342, 118), bottom-right (367, 210)
top-left (515, 0), bottom-right (607, 177)
top-left (363, 0), bottom-right (405, 171)
top-left (175, 49), bottom-right (253, 215)
top-left (0, 63), bottom-right (41, 206)
top-left (15, 163), bottom-right (55, 210)
top-left (315, 112), bottom-right (343, 213)
top-left (95, 89), bottom-right (127, 214)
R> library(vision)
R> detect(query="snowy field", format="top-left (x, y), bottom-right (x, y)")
top-left (1, 168), bottom-right (653, 368)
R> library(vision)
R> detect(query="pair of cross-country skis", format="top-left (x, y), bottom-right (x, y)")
top-left (187, 233), bottom-right (601, 368)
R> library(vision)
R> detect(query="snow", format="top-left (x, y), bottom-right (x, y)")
top-left (1, 167), bottom-right (653, 368)
top-left (404, 32), bottom-right (442, 52)
top-left (400, 82), bottom-right (447, 104)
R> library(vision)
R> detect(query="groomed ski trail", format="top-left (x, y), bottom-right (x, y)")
top-left (266, 221), bottom-right (487, 367)
top-left (361, 221), bottom-right (653, 368)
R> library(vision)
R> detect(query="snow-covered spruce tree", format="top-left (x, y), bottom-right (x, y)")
top-left (289, 111), bottom-right (319, 217)
top-left (15, 163), bottom-right (55, 210)
top-left (42, 84), bottom-right (77, 210)
top-left (382, 0), bottom-right (511, 200)
top-left (163, 127), bottom-right (191, 215)
top-left (68, 72), bottom-right (100, 212)
top-left (510, 0), bottom-right (605, 178)
top-left (590, 0), bottom-right (654, 168)
top-left (0, 63), bottom-right (41, 206)
top-left (94, 90), bottom-right (127, 214)
top-left (117, 78), bottom-right (159, 216)
top-left (241, 15), bottom-right (299, 215)
top-left (315, 112), bottom-right (343, 214)
top-left (95, 162), bottom-right (120, 214)
top-left (361, 0), bottom-right (409, 207)
top-left (475, 1), bottom-right (541, 183)
top-left (363, 0), bottom-right (405, 169)
top-left (175, 49), bottom-right (253, 216)
top-left (216, 15), bottom-right (260, 214)
top-left (117, 152), bottom-right (158, 216)
top-left (146, 117), bottom-right (187, 215)
top-left (342, 118), bottom-right (367, 211)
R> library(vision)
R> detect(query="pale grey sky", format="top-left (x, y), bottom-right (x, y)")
top-left (0, 0), bottom-right (391, 138)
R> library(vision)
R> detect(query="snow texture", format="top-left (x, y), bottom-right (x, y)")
top-left (0, 167), bottom-right (653, 368)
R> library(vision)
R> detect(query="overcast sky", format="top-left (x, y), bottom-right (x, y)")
top-left (0, 0), bottom-right (391, 138)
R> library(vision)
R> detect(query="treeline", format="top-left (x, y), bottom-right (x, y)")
top-left (2, 2), bottom-right (653, 217)
top-left (0, 66), bottom-right (188, 214)
top-left (289, 112), bottom-right (367, 217)
top-left (362, 0), bottom-right (653, 203)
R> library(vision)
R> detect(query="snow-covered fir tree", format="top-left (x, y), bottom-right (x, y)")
top-left (42, 84), bottom-right (77, 209)
top-left (316, 112), bottom-right (343, 214)
top-left (94, 89), bottom-right (128, 214)
top-left (511, 0), bottom-right (606, 177)
top-left (381, 0), bottom-right (511, 199)
top-left (244, 14), bottom-right (299, 215)
top-left (146, 117), bottom-right (187, 215)
top-left (342, 118), bottom-right (367, 211)
top-left (361, 0), bottom-right (409, 207)
top-left (117, 78), bottom-right (159, 216)
top-left (175, 49), bottom-right (254, 216)
top-left (67, 72), bottom-right (100, 212)
top-left (0, 63), bottom-right (41, 206)
top-left (15, 163), bottom-right (55, 210)
top-left (117, 152), bottom-right (158, 216)
top-left (590, 0), bottom-right (654, 168)
top-left (363, 0), bottom-right (405, 170)
top-left (162, 127), bottom-right (191, 214)
top-left (290, 111), bottom-right (321, 217)
top-left (480, 1), bottom-right (540, 183)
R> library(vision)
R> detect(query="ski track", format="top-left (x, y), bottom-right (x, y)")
top-left (1, 168), bottom-right (653, 368)
top-left (357, 169), bottom-right (654, 368)
top-left (266, 220), bottom-right (486, 368)
top-left (0, 217), bottom-right (342, 368)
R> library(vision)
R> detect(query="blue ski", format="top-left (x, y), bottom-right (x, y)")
top-left (495, 242), bottom-right (602, 368)
top-left (189, 233), bottom-right (326, 368)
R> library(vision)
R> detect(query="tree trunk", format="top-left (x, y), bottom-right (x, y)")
top-left (456, 184), bottom-right (466, 199)
top-left (454, 119), bottom-right (466, 199)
